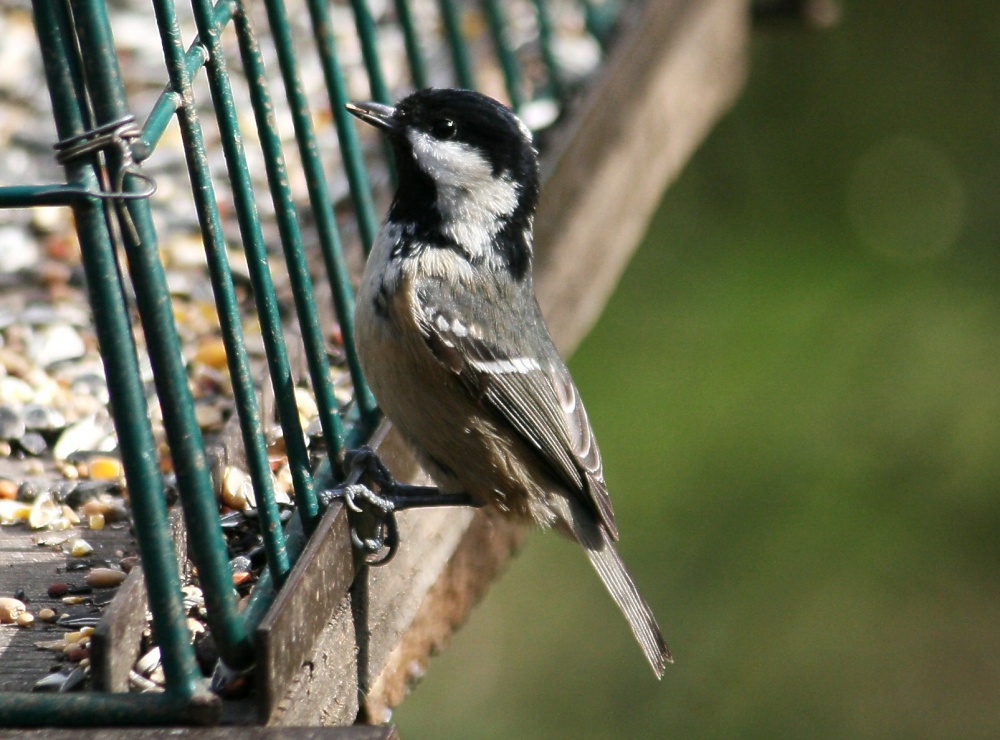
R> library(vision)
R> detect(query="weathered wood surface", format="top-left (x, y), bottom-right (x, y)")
top-left (90, 507), bottom-right (188, 692)
top-left (268, 0), bottom-right (750, 724)
top-left (0, 518), bottom-right (135, 692)
top-left (256, 501), bottom-right (355, 724)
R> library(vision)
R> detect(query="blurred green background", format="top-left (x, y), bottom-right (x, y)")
top-left (397, 1), bottom-right (1000, 737)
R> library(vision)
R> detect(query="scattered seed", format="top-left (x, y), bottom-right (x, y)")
top-left (47, 582), bottom-right (68, 598)
top-left (34, 639), bottom-right (67, 651)
top-left (84, 567), bottom-right (126, 589)
top-left (87, 456), bottom-right (123, 481)
top-left (136, 646), bottom-right (161, 675)
top-left (64, 644), bottom-right (89, 662)
top-left (33, 671), bottom-right (71, 692)
top-left (67, 538), bottom-right (93, 557)
top-left (28, 491), bottom-right (60, 529)
top-left (193, 337), bottom-right (228, 369)
top-left (232, 571), bottom-right (252, 587)
top-left (0, 499), bottom-right (31, 523)
top-left (0, 596), bottom-right (26, 623)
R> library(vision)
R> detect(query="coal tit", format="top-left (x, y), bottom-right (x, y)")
top-left (347, 88), bottom-right (670, 677)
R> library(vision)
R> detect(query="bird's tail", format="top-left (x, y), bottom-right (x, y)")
top-left (583, 527), bottom-right (672, 678)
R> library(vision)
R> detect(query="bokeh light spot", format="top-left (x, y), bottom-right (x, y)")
top-left (846, 136), bottom-right (965, 262)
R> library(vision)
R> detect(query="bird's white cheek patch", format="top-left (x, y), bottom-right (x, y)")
top-left (408, 130), bottom-right (491, 187)
top-left (407, 130), bottom-right (520, 218)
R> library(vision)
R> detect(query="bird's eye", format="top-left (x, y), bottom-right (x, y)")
top-left (431, 118), bottom-right (456, 139)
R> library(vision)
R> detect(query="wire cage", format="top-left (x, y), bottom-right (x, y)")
top-left (0, 0), bottom-right (628, 727)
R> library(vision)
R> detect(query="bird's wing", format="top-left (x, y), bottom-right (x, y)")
top-left (414, 278), bottom-right (618, 539)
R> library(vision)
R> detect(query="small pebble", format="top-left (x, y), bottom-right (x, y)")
top-left (193, 337), bottom-right (228, 369)
top-left (0, 405), bottom-right (27, 441)
top-left (23, 404), bottom-right (66, 432)
top-left (0, 478), bottom-right (17, 500)
top-left (18, 431), bottom-right (48, 456)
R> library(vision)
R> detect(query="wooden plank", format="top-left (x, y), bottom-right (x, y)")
top-left (262, 594), bottom-right (358, 727)
top-left (0, 512), bottom-right (136, 692)
top-left (91, 507), bottom-right (188, 692)
top-left (534, 0), bottom-right (750, 352)
top-left (256, 501), bottom-right (355, 724)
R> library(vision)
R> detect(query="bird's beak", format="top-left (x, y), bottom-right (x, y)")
top-left (345, 101), bottom-right (399, 133)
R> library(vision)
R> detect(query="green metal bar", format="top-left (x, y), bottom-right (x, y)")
top-left (348, 0), bottom-right (397, 174)
top-left (67, 0), bottom-right (255, 672)
top-left (240, 508), bottom-right (309, 631)
top-left (134, 0), bottom-right (234, 162)
top-left (0, 184), bottom-right (84, 207)
top-left (394, 0), bottom-right (428, 88)
top-left (24, 0), bottom-right (209, 715)
top-left (480, 0), bottom-right (523, 109)
top-left (531, 0), bottom-right (564, 100)
top-left (437, 0), bottom-right (475, 89)
top-left (348, 0), bottom-right (391, 103)
top-left (580, 0), bottom-right (619, 44)
top-left (136, 89), bottom-right (183, 162)
top-left (255, 0), bottom-right (379, 426)
top-left (0, 693), bottom-right (218, 728)
top-left (150, 0), bottom-right (292, 586)
top-left (229, 5), bottom-right (348, 488)
top-left (185, 0), bottom-right (321, 529)
top-left (305, 0), bottom-right (380, 251)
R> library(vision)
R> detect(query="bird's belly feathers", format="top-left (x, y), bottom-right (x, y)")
top-left (354, 275), bottom-right (558, 525)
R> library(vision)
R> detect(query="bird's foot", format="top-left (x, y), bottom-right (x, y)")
top-left (320, 446), bottom-right (481, 566)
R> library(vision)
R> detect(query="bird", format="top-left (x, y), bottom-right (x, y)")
top-left (345, 88), bottom-right (670, 677)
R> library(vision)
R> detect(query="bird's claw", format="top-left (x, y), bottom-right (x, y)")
top-left (321, 447), bottom-right (402, 566)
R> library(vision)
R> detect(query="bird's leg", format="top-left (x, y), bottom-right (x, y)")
top-left (320, 446), bottom-right (481, 565)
